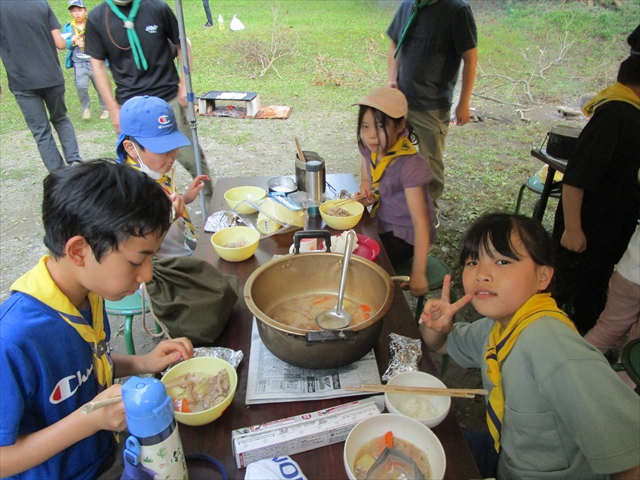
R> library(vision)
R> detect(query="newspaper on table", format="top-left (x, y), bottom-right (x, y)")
top-left (246, 318), bottom-right (381, 405)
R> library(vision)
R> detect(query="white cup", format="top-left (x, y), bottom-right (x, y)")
top-left (289, 238), bottom-right (318, 254)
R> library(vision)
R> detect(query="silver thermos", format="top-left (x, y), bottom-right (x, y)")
top-left (305, 160), bottom-right (324, 217)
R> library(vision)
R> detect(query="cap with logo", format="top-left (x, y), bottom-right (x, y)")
top-left (352, 87), bottom-right (408, 119)
top-left (116, 96), bottom-right (191, 162)
top-left (68, 0), bottom-right (87, 9)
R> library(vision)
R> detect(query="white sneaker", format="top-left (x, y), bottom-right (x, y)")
top-left (82, 108), bottom-right (91, 120)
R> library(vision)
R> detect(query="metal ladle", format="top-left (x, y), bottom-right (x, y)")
top-left (315, 230), bottom-right (356, 330)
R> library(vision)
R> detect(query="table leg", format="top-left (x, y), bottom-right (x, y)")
top-left (535, 167), bottom-right (557, 222)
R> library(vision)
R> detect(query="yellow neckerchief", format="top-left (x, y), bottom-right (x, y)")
top-left (368, 136), bottom-right (417, 217)
top-left (71, 19), bottom-right (86, 52)
top-left (125, 155), bottom-right (196, 239)
top-left (582, 82), bottom-right (640, 117)
top-left (485, 292), bottom-right (577, 452)
top-left (11, 256), bottom-right (113, 389)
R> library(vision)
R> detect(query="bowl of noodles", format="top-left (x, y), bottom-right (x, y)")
top-left (344, 413), bottom-right (446, 480)
top-left (211, 226), bottom-right (260, 262)
top-left (384, 371), bottom-right (451, 428)
top-left (161, 357), bottom-right (238, 426)
top-left (320, 199), bottom-right (364, 230)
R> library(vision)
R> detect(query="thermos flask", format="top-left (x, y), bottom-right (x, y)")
top-left (121, 377), bottom-right (188, 479)
top-left (305, 160), bottom-right (324, 218)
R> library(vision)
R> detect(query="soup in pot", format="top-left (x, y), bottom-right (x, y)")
top-left (268, 293), bottom-right (372, 330)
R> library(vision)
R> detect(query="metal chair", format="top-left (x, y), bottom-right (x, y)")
top-left (514, 173), bottom-right (562, 218)
top-left (105, 291), bottom-right (159, 355)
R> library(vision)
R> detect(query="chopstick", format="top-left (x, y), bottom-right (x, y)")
top-left (345, 384), bottom-right (488, 399)
top-left (82, 396), bottom-right (122, 414)
top-left (331, 194), bottom-right (366, 208)
top-left (170, 165), bottom-right (177, 222)
top-left (294, 137), bottom-right (306, 163)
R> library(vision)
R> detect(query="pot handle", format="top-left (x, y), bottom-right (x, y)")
top-left (293, 230), bottom-right (332, 253)
top-left (391, 275), bottom-right (410, 282)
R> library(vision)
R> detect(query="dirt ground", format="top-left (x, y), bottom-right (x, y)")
top-left (0, 98), bottom-right (572, 433)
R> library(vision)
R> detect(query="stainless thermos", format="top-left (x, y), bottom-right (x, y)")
top-left (305, 160), bottom-right (324, 217)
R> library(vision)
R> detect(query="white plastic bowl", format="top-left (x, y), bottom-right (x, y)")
top-left (343, 413), bottom-right (446, 480)
top-left (384, 371), bottom-right (451, 428)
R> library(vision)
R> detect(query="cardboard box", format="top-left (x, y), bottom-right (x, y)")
top-left (231, 396), bottom-right (384, 468)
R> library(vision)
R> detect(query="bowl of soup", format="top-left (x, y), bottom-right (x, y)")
top-left (320, 199), bottom-right (364, 230)
top-left (385, 371), bottom-right (451, 428)
top-left (211, 226), bottom-right (260, 262)
top-left (343, 414), bottom-right (446, 480)
top-left (161, 357), bottom-right (238, 426)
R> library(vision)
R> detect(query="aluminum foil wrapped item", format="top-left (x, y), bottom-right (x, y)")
top-left (381, 333), bottom-right (423, 382)
top-left (163, 347), bottom-right (244, 375)
top-left (204, 210), bottom-right (241, 233)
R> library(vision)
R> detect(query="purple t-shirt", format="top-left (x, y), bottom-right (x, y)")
top-left (360, 143), bottom-right (436, 245)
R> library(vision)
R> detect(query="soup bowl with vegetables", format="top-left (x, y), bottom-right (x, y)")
top-left (211, 226), bottom-right (260, 262)
top-left (161, 357), bottom-right (238, 426)
top-left (344, 414), bottom-right (446, 480)
top-left (320, 199), bottom-right (364, 230)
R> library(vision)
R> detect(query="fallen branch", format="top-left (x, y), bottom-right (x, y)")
top-left (472, 92), bottom-right (525, 108)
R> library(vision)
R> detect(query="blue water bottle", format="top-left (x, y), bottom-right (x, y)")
top-left (121, 377), bottom-right (188, 480)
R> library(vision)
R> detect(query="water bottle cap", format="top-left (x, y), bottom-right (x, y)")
top-left (122, 377), bottom-right (174, 438)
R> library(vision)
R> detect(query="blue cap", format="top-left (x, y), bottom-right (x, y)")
top-left (68, 0), bottom-right (86, 9)
top-left (116, 96), bottom-right (190, 162)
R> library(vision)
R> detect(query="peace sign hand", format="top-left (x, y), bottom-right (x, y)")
top-left (419, 274), bottom-right (472, 334)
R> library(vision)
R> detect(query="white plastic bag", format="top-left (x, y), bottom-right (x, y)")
top-left (230, 14), bottom-right (245, 31)
top-left (245, 456), bottom-right (307, 480)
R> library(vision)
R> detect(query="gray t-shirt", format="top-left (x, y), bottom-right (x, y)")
top-left (387, 0), bottom-right (477, 110)
top-left (446, 316), bottom-right (640, 479)
top-left (0, 0), bottom-right (64, 90)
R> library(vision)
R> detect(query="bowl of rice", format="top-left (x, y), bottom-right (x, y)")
top-left (384, 371), bottom-right (451, 428)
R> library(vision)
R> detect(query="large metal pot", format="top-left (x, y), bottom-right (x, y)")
top-left (244, 249), bottom-right (394, 369)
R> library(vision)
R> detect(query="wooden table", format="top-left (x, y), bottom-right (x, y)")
top-left (183, 174), bottom-right (481, 479)
top-left (530, 148), bottom-right (568, 221)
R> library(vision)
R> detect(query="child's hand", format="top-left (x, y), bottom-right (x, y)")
top-left (407, 272), bottom-right (428, 297)
top-left (419, 275), bottom-right (472, 333)
top-left (84, 384), bottom-right (125, 433)
top-left (168, 192), bottom-right (185, 221)
top-left (182, 175), bottom-right (210, 204)
top-left (357, 186), bottom-right (377, 207)
top-left (140, 337), bottom-right (194, 374)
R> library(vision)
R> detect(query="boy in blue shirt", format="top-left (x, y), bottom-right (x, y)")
top-left (62, 0), bottom-right (109, 120)
top-left (0, 161), bottom-right (194, 478)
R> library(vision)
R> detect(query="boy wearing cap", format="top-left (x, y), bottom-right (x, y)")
top-left (0, 160), bottom-right (194, 478)
top-left (116, 95), bottom-right (209, 258)
top-left (62, 0), bottom-right (109, 121)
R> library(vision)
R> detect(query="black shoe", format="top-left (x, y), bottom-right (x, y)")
top-left (203, 22), bottom-right (213, 28)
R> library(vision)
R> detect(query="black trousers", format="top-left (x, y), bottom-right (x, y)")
top-left (379, 231), bottom-right (414, 268)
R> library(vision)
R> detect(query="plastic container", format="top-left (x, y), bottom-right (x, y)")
top-left (218, 14), bottom-right (224, 31)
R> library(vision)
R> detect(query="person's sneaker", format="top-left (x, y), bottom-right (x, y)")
top-left (99, 110), bottom-right (111, 120)
top-left (82, 108), bottom-right (91, 120)
top-left (203, 22), bottom-right (213, 28)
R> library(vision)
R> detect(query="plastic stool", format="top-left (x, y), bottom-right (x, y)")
top-left (394, 256), bottom-right (455, 376)
top-left (514, 174), bottom-right (562, 218)
top-left (105, 292), bottom-right (158, 355)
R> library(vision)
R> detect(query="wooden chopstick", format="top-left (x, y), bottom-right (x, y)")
top-left (345, 384), bottom-right (488, 399)
top-left (82, 395), bottom-right (122, 414)
top-left (294, 137), bottom-right (306, 163)
top-left (170, 165), bottom-right (177, 222)
top-left (331, 194), bottom-right (366, 208)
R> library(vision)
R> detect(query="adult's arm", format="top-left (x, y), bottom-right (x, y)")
top-left (455, 47), bottom-right (478, 126)
top-left (51, 29), bottom-right (67, 50)
top-left (560, 184), bottom-right (586, 252)
top-left (91, 58), bottom-right (121, 132)
top-left (0, 385), bottom-right (124, 477)
top-left (175, 38), bottom-right (194, 107)
top-left (387, 41), bottom-right (399, 89)
top-left (613, 465), bottom-right (640, 480)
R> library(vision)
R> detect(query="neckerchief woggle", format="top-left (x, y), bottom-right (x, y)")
top-left (11, 256), bottom-right (114, 389)
top-left (71, 19), bottom-right (86, 52)
top-left (484, 293), bottom-right (577, 452)
top-left (582, 82), bottom-right (640, 117)
top-left (394, 0), bottom-right (438, 58)
top-left (368, 136), bottom-right (417, 217)
top-left (125, 156), bottom-right (196, 239)
top-left (105, 0), bottom-right (148, 70)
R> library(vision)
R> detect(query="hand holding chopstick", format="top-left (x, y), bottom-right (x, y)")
top-left (81, 395), bottom-right (122, 414)
top-left (345, 384), bottom-right (488, 399)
